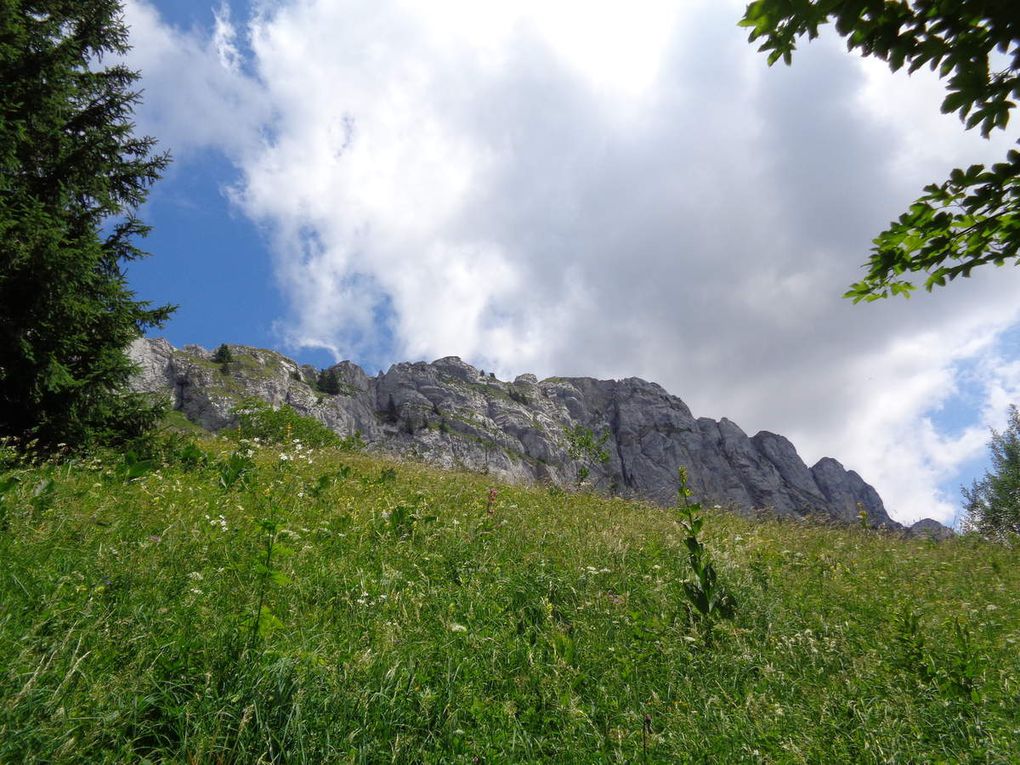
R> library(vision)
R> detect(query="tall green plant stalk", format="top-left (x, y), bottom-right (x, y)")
top-left (676, 467), bottom-right (735, 629)
top-left (249, 506), bottom-right (281, 650)
top-left (246, 437), bottom-right (296, 650)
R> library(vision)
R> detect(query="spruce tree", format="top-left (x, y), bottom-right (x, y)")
top-left (0, 0), bottom-right (173, 448)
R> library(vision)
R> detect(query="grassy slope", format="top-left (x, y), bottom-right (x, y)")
top-left (1, 436), bottom-right (1018, 763)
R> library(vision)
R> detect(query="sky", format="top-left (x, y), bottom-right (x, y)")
top-left (123, 0), bottom-right (1020, 527)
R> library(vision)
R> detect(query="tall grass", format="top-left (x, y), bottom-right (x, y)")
top-left (1, 435), bottom-right (1018, 762)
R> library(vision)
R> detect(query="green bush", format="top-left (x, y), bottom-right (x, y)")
top-left (232, 399), bottom-right (361, 450)
top-left (564, 424), bottom-right (611, 488)
top-left (316, 368), bottom-right (342, 395)
top-left (315, 367), bottom-right (360, 396)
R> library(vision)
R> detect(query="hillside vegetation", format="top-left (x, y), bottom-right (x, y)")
top-left (1, 428), bottom-right (1018, 763)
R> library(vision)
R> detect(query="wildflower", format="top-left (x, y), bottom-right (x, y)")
top-left (449, 623), bottom-right (467, 633)
top-left (187, 571), bottom-right (204, 581)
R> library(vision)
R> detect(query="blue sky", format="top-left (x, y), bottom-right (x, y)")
top-left (141, 0), bottom-right (217, 27)
top-left (126, 0), bottom-right (342, 369)
top-left (123, 0), bottom-right (1020, 525)
top-left (130, 151), bottom-right (278, 346)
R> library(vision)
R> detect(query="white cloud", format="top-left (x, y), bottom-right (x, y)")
top-left (122, 0), bottom-right (268, 158)
top-left (126, 0), bottom-right (1020, 525)
top-left (212, 3), bottom-right (243, 73)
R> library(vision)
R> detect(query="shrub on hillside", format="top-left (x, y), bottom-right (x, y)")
top-left (316, 368), bottom-right (343, 396)
top-left (315, 367), bottom-right (361, 396)
top-left (564, 424), bottom-right (611, 488)
top-left (232, 399), bottom-right (362, 450)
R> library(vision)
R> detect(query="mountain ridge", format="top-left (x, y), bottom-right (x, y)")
top-left (129, 337), bottom-right (950, 537)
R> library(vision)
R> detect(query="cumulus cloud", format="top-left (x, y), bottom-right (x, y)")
top-left (123, 0), bottom-right (269, 157)
top-left (125, 0), bottom-right (1020, 524)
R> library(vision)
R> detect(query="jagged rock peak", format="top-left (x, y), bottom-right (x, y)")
top-left (430, 356), bottom-right (481, 383)
top-left (908, 518), bottom-right (956, 541)
top-left (128, 337), bottom-right (950, 536)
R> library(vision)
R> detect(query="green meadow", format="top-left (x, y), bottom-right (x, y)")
top-left (1, 431), bottom-right (1018, 763)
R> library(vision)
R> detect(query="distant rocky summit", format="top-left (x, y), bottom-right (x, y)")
top-left (129, 338), bottom-right (950, 536)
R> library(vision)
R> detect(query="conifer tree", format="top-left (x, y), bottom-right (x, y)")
top-left (0, 0), bottom-right (173, 448)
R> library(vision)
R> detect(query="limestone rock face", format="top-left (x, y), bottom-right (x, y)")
top-left (129, 337), bottom-right (922, 530)
top-left (811, 457), bottom-right (889, 524)
top-left (908, 518), bottom-right (956, 541)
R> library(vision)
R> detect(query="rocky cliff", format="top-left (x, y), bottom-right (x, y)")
top-left (129, 338), bottom-right (948, 535)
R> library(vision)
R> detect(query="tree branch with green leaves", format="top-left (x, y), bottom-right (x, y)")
top-left (740, 0), bottom-right (1019, 300)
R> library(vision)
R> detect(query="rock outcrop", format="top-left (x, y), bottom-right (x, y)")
top-left (129, 338), bottom-right (945, 533)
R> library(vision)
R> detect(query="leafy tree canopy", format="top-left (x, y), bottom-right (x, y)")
top-left (963, 405), bottom-right (1020, 542)
top-left (0, 0), bottom-right (172, 448)
top-left (740, 0), bottom-right (1020, 300)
